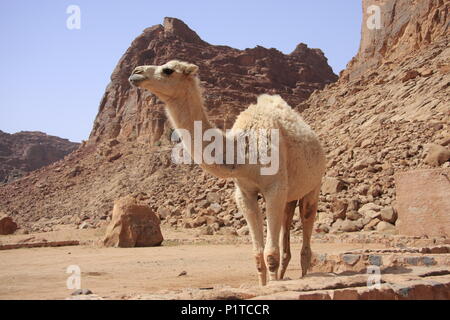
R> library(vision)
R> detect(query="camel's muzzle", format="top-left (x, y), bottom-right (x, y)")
top-left (129, 74), bottom-right (146, 86)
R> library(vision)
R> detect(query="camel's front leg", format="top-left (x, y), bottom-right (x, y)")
top-left (235, 186), bottom-right (266, 286)
top-left (263, 185), bottom-right (288, 282)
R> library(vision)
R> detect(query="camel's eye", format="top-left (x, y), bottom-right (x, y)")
top-left (162, 68), bottom-right (174, 75)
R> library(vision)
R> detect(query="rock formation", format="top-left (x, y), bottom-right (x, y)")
top-left (0, 1), bottom-right (448, 238)
top-left (89, 17), bottom-right (337, 146)
top-left (0, 212), bottom-right (18, 235)
top-left (301, 0), bottom-right (449, 235)
top-left (103, 195), bottom-right (163, 247)
top-left (0, 130), bottom-right (79, 184)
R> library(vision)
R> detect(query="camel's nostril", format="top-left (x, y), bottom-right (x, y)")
top-left (129, 74), bottom-right (146, 86)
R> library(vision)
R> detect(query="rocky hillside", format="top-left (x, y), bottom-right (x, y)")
top-left (0, 17), bottom-right (337, 232)
top-left (0, 131), bottom-right (79, 184)
top-left (301, 0), bottom-right (449, 234)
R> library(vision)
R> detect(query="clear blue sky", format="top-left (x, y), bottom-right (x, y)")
top-left (0, 0), bottom-right (362, 143)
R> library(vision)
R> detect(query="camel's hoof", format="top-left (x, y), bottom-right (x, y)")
top-left (269, 272), bottom-right (278, 282)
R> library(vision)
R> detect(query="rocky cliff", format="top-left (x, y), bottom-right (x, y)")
top-left (0, 131), bottom-right (79, 184)
top-left (89, 17), bottom-right (337, 146)
top-left (301, 0), bottom-right (449, 234)
top-left (343, 0), bottom-right (449, 81)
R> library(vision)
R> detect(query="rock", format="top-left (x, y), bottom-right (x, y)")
top-left (369, 184), bottom-right (383, 198)
top-left (182, 218), bottom-right (194, 229)
top-left (376, 221), bottom-right (396, 233)
top-left (356, 184), bottom-right (369, 196)
top-left (222, 214), bottom-right (234, 226)
top-left (0, 130), bottom-right (79, 184)
top-left (206, 192), bottom-right (221, 204)
top-left (217, 227), bottom-right (238, 236)
top-left (197, 225), bottom-right (214, 236)
top-left (178, 271), bottom-right (187, 277)
top-left (71, 289), bottom-right (93, 296)
top-left (322, 178), bottom-right (347, 194)
top-left (401, 70), bottom-right (421, 82)
top-left (331, 199), bottom-right (347, 220)
top-left (363, 218), bottom-right (381, 231)
top-left (193, 216), bottom-right (207, 227)
top-left (347, 199), bottom-right (360, 212)
top-left (395, 169), bottom-right (450, 237)
top-left (330, 219), bottom-right (344, 233)
top-left (342, 254), bottom-right (361, 266)
top-left (205, 216), bottom-right (219, 226)
top-left (315, 223), bottom-right (330, 234)
top-left (380, 206), bottom-right (397, 224)
top-left (317, 212), bottom-right (334, 225)
top-left (196, 200), bottom-right (209, 209)
top-left (342, 0), bottom-right (448, 81)
top-left (346, 211), bottom-right (361, 221)
top-left (424, 144), bottom-right (450, 166)
top-left (157, 207), bottom-right (171, 220)
top-left (237, 225), bottom-right (250, 236)
top-left (0, 213), bottom-right (18, 235)
top-left (340, 220), bottom-right (361, 232)
top-left (358, 203), bottom-right (382, 215)
top-left (184, 205), bottom-right (195, 218)
top-left (78, 222), bottom-right (89, 230)
top-left (353, 157), bottom-right (376, 171)
top-left (15, 229), bottom-right (29, 235)
top-left (365, 210), bottom-right (381, 220)
top-left (103, 196), bottom-right (163, 247)
top-left (207, 203), bottom-right (222, 215)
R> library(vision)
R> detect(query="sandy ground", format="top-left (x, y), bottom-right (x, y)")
top-left (0, 226), bottom-right (386, 300)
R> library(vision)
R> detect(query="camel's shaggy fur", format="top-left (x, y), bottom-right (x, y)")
top-left (129, 60), bottom-right (326, 285)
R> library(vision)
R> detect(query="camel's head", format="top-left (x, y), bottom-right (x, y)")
top-left (129, 60), bottom-right (199, 101)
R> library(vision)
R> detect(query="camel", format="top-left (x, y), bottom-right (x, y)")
top-left (129, 60), bottom-right (326, 286)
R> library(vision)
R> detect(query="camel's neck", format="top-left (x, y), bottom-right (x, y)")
top-left (164, 81), bottom-right (239, 178)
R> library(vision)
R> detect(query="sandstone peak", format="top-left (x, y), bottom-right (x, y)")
top-left (162, 17), bottom-right (205, 44)
top-left (90, 17), bottom-right (337, 145)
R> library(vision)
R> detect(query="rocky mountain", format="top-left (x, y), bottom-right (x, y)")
top-left (89, 17), bottom-right (337, 146)
top-left (0, 130), bottom-right (79, 184)
top-left (0, 1), bottom-right (448, 235)
top-left (0, 17), bottom-right (337, 232)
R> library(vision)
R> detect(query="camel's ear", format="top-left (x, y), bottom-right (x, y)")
top-left (183, 64), bottom-right (198, 76)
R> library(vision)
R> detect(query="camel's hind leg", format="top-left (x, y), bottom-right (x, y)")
top-left (278, 200), bottom-right (297, 280)
top-left (299, 185), bottom-right (320, 277)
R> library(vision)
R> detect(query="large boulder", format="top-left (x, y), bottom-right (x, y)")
top-left (395, 169), bottom-right (450, 237)
top-left (0, 212), bottom-right (17, 235)
top-left (103, 196), bottom-right (163, 247)
top-left (322, 177), bottom-right (347, 195)
top-left (424, 144), bottom-right (450, 167)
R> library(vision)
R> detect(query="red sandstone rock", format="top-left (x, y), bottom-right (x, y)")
top-left (89, 17), bottom-right (337, 145)
top-left (395, 169), bottom-right (450, 237)
top-left (0, 212), bottom-right (17, 235)
top-left (0, 130), bottom-right (79, 184)
top-left (103, 196), bottom-right (163, 247)
top-left (343, 0), bottom-right (449, 81)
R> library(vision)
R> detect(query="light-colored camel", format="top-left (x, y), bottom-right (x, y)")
top-left (129, 60), bottom-right (326, 285)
